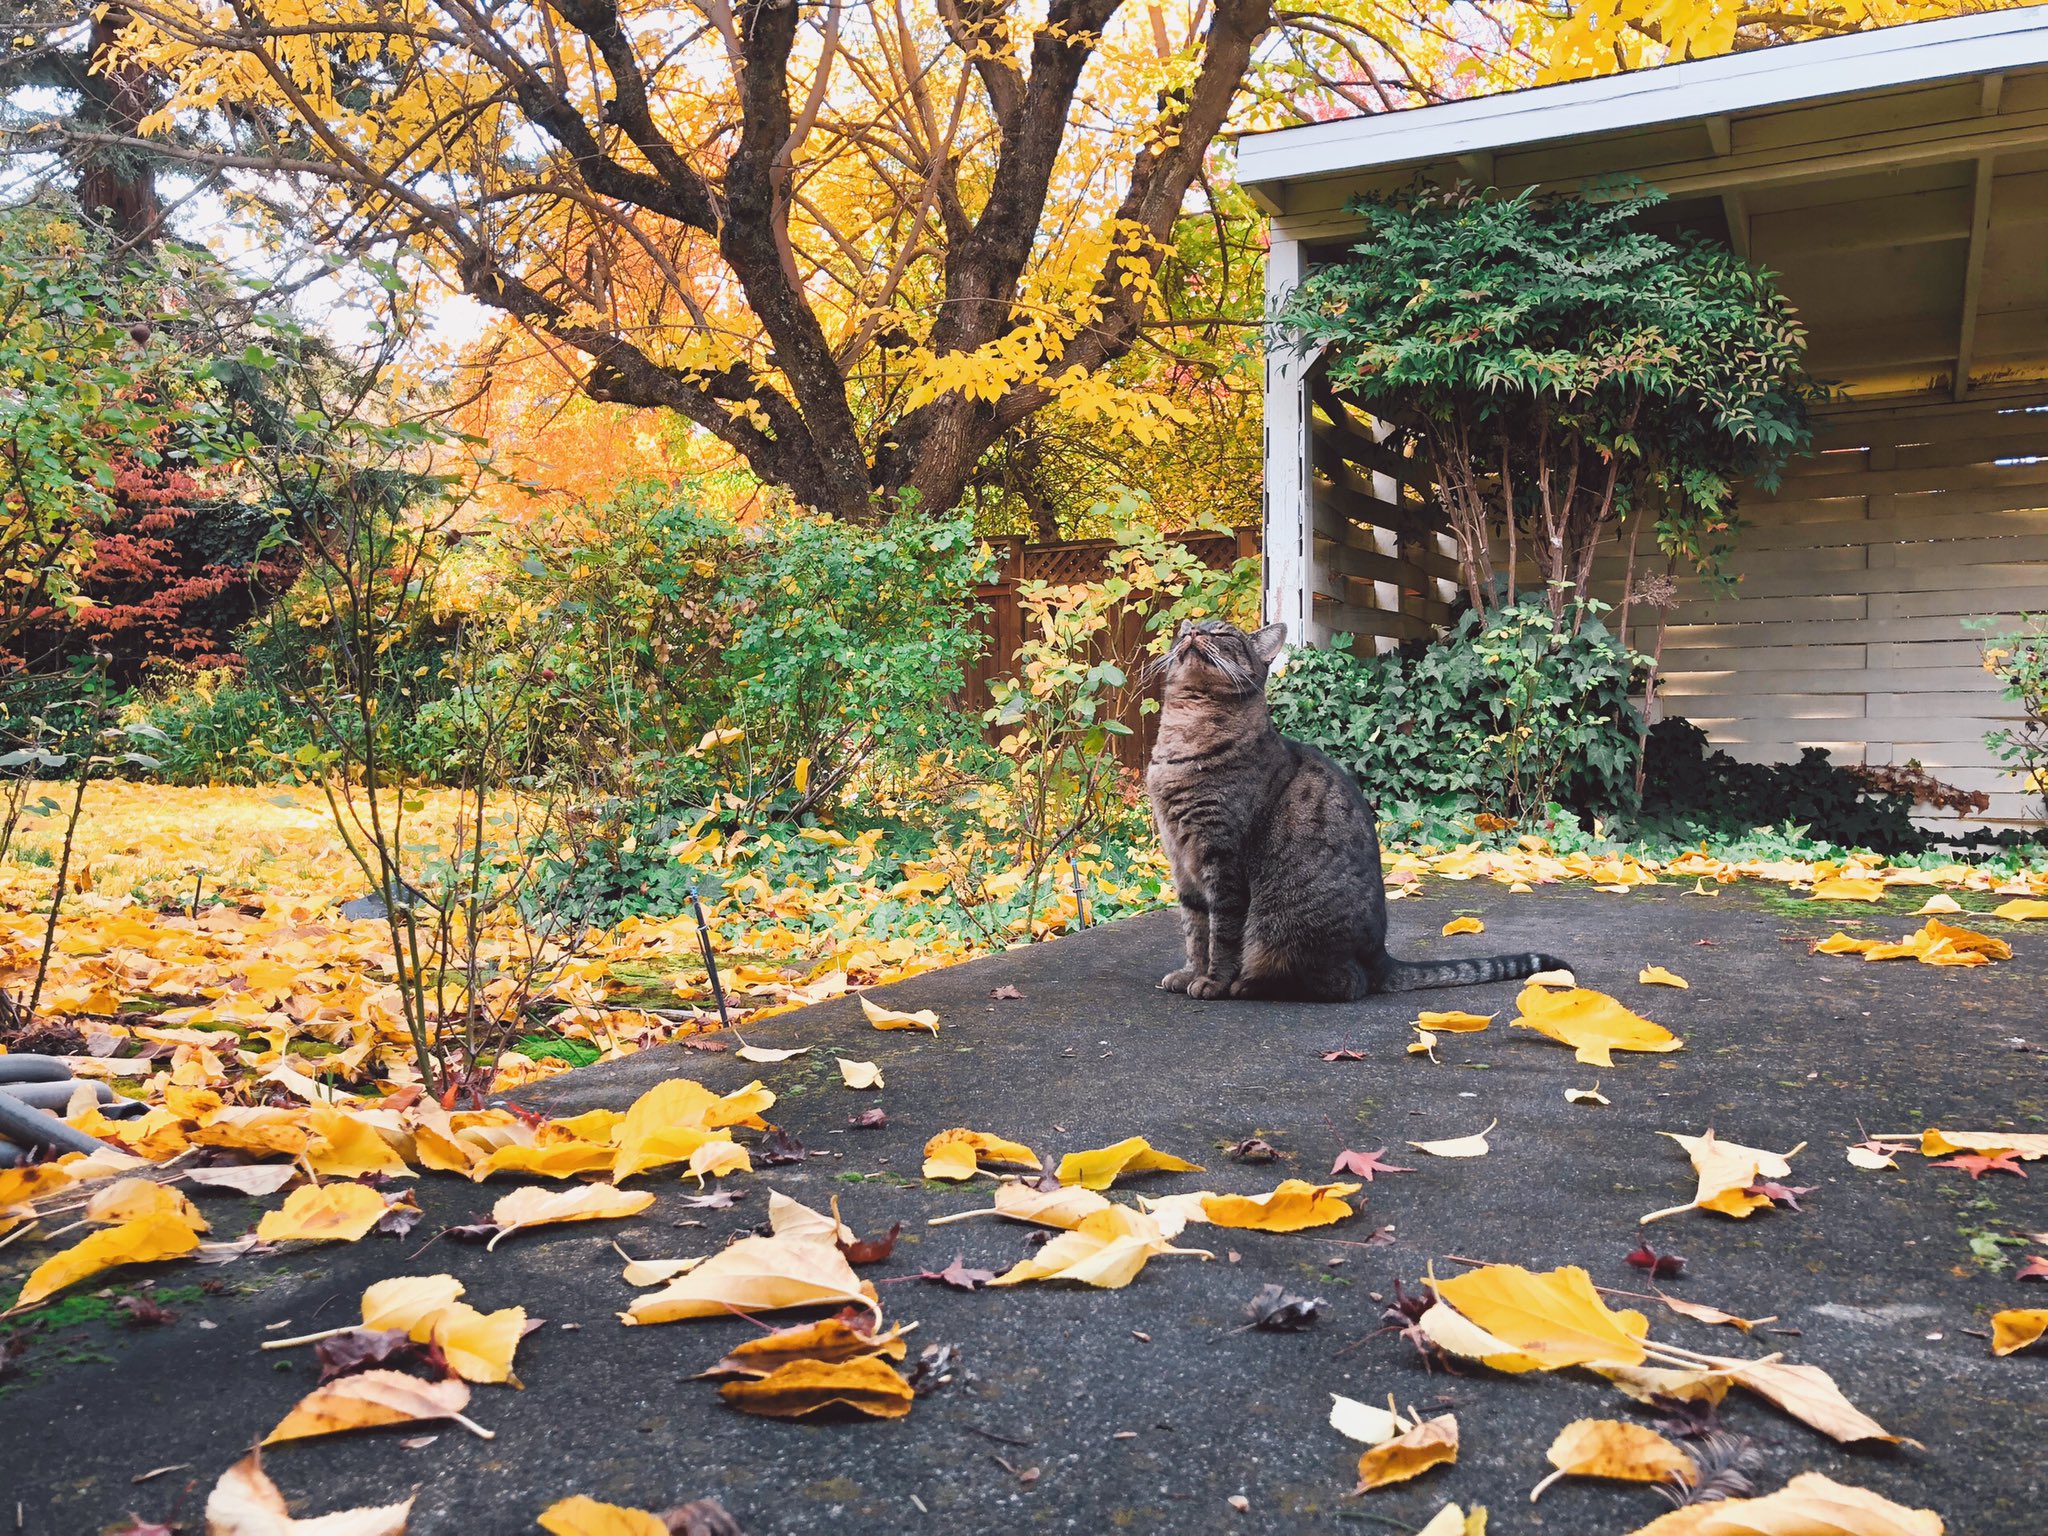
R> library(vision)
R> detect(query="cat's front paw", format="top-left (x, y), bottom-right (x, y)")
top-left (1157, 967), bottom-right (1197, 993)
top-left (1185, 974), bottom-right (1233, 1000)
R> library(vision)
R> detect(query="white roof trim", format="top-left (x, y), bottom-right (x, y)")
top-left (1237, 9), bottom-right (2048, 190)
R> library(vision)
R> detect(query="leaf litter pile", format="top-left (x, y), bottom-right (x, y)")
top-left (4, 794), bottom-right (2048, 1528)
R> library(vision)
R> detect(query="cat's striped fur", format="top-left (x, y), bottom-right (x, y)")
top-left (1145, 619), bottom-right (1569, 1002)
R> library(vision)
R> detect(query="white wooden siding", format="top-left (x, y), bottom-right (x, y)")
top-left (1632, 398), bottom-right (2048, 825)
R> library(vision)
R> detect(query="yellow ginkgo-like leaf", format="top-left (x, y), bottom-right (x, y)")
top-left (719, 1355), bottom-right (915, 1419)
top-left (1354, 1415), bottom-right (1458, 1492)
top-left (1913, 893), bottom-right (1963, 915)
top-left (1992, 898), bottom-right (2048, 921)
top-left (486, 1183), bottom-right (654, 1249)
top-left (735, 1045), bottom-right (809, 1063)
top-left (1201, 1179), bottom-right (1360, 1232)
top-left (263, 1369), bottom-right (481, 1445)
top-left (1415, 1010), bottom-right (1492, 1032)
top-left (1638, 966), bottom-right (1688, 989)
top-left (1056, 1136), bottom-right (1203, 1190)
top-left (255, 1181), bottom-right (389, 1244)
top-left (429, 1301), bottom-right (527, 1383)
top-left (12, 1210), bottom-right (203, 1310)
top-left (921, 1128), bottom-right (1040, 1181)
top-left (860, 995), bottom-right (938, 1034)
top-left (1990, 1309), bottom-right (2048, 1356)
top-left (623, 1233), bottom-right (880, 1326)
top-left (1624, 1473), bottom-right (1942, 1536)
top-left (837, 1058), bottom-right (883, 1089)
top-left (1441, 917), bottom-right (1484, 936)
top-left (989, 1207), bottom-right (1205, 1290)
top-left (483, 1139), bottom-right (619, 1181)
top-left (1511, 984), bottom-right (1682, 1067)
top-left (537, 1495), bottom-right (669, 1536)
top-left (84, 1177), bottom-right (208, 1233)
top-left (1430, 1264), bottom-right (1650, 1371)
top-left (1409, 1120), bottom-right (1497, 1158)
top-left (1809, 875), bottom-right (1885, 901)
top-left (305, 1106), bottom-right (413, 1179)
top-left (1529, 1418), bottom-right (1694, 1500)
top-left (1641, 1130), bottom-right (1805, 1225)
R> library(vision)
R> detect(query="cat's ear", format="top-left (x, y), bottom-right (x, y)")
top-left (1250, 623), bottom-right (1288, 666)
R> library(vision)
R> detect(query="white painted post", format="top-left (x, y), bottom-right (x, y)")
top-left (1262, 236), bottom-right (1321, 645)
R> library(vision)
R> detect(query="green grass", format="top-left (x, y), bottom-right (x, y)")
top-left (515, 1034), bottom-right (602, 1068)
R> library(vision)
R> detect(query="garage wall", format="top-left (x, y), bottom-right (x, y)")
top-left (1641, 396), bottom-right (2048, 825)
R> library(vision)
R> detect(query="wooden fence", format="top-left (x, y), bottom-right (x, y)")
top-left (961, 528), bottom-right (1262, 769)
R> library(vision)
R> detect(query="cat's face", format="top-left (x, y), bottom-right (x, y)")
top-left (1161, 619), bottom-right (1288, 699)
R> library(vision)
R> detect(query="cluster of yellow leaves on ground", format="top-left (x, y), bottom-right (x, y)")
top-left (990, 1205), bottom-right (1211, 1289)
top-left (1354, 1415), bottom-right (1459, 1492)
top-left (1511, 984), bottom-right (1683, 1067)
top-left (1641, 1130), bottom-right (1806, 1224)
top-left (921, 1128), bottom-right (1041, 1181)
top-left (1814, 917), bottom-right (2012, 967)
top-left (700, 1315), bottom-right (916, 1421)
top-left (7, 1171), bottom-right (216, 1310)
top-left (255, 1181), bottom-right (392, 1243)
top-left (1625, 1473), bottom-right (1942, 1535)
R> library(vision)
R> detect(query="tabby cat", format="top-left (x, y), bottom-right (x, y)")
top-left (1145, 619), bottom-right (1569, 1000)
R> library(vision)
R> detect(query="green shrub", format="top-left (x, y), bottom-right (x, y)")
top-left (1268, 595), bottom-right (1643, 824)
top-left (1974, 613), bottom-right (2048, 824)
top-left (1638, 718), bottom-right (1924, 853)
top-left (129, 669), bottom-right (310, 784)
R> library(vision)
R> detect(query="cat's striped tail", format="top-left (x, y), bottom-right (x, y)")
top-left (1370, 951), bottom-right (1570, 994)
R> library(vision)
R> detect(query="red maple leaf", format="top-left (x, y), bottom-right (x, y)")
top-left (921, 1255), bottom-right (995, 1291)
top-left (1932, 1152), bottom-right (2027, 1180)
top-left (1626, 1243), bottom-right (1686, 1279)
top-left (2016, 1254), bottom-right (2048, 1282)
top-left (1330, 1147), bottom-right (1414, 1181)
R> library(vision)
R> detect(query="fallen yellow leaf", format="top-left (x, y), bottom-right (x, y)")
top-left (1417, 1302), bottom-right (1551, 1374)
top-left (767, 1191), bottom-right (856, 1243)
top-left (537, 1496), bottom-right (669, 1536)
top-left (1201, 1179), bottom-right (1360, 1232)
top-left (1530, 1418), bottom-right (1693, 1501)
top-left (1329, 1393), bottom-right (1414, 1446)
top-left (1565, 1085), bottom-right (1610, 1107)
top-left (1511, 984), bottom-right (1683, 1067)
top-left (1409, 1120), bottom-right (1497, 1158)
top-left (860, 994), bottom-right (938, 1034)
top-left (735, 1045), bottom-right (809, 1063)
top-left (1642, 1130), bottom-right (1805, 1225)
top-left (1991, 1308), bottom-right (2048, 1356)
top-left (255, 1182), bottom-right (389, 1244)
top-left (362, 1274), bottom-right (466, 1334)
top-left (1809, 875), bottom-right (1884, 901)
top-left (305, 1105), bottom-right (412, 1180)
top-left (1913, 893), bottom-right (1963, 915)
top-left (1354, 1414), bottom-right (1458, 1492)
top-left (1993, 898), bottom-right (2048, 921)
top-left (430, 1301), bottom-right (527, 1384)
top-left (203, 1448), bottom-right (414, 1535)
top-left (11, 1210), bottom-right (202, 1310)
top-left (623, 1233), bottom-right (880, 1325)
top-left (837, 1058), bottom-right (883, 1089)
top-left (1919, 1127), bottom-right (2048, 1161)
top-left (1415, 1010), bottom-right (1492, 1032)
top-left (1656, 1294), bottom-right (1776, 1332)
top-left (1441, 917), bottom-right (1485, 935)
top-left (263, 1368), bottom-right (485, 1444)
top-left (486, 1183), bottom-right (655, 1249)
top-left (1057, 1135), bottom-right (1204, 1190)
top-left (989, 1207), bottom-right (1206, 1289)
top-left (921, 1128), bottom-right (1040, 1181)
top-left (926, 1182), bottom-right (1112, 1231)
top-left (1415, 1505), bottom-right (1487, 1536)
top-left (1638, 966), bottom-right (1688, 989)
top-left (698, 1316), bottom-right (913, 1379)
top-left (1409, 1028), bottom-right (1439, 1060)
top-left (84, 1177), bottom-right (208, 1233)
top-left (719, 1355), bottom-right (915, 1419)
top-left (1430, 1264), bottom-right (1649, 1371)
top-left (1710, 1355), bottom-right (1906, 1444)
top-left (1624, 1472), bottom-right (1941, 1535)
top-left (1594, 1363), bottom-right (1733, 1406)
